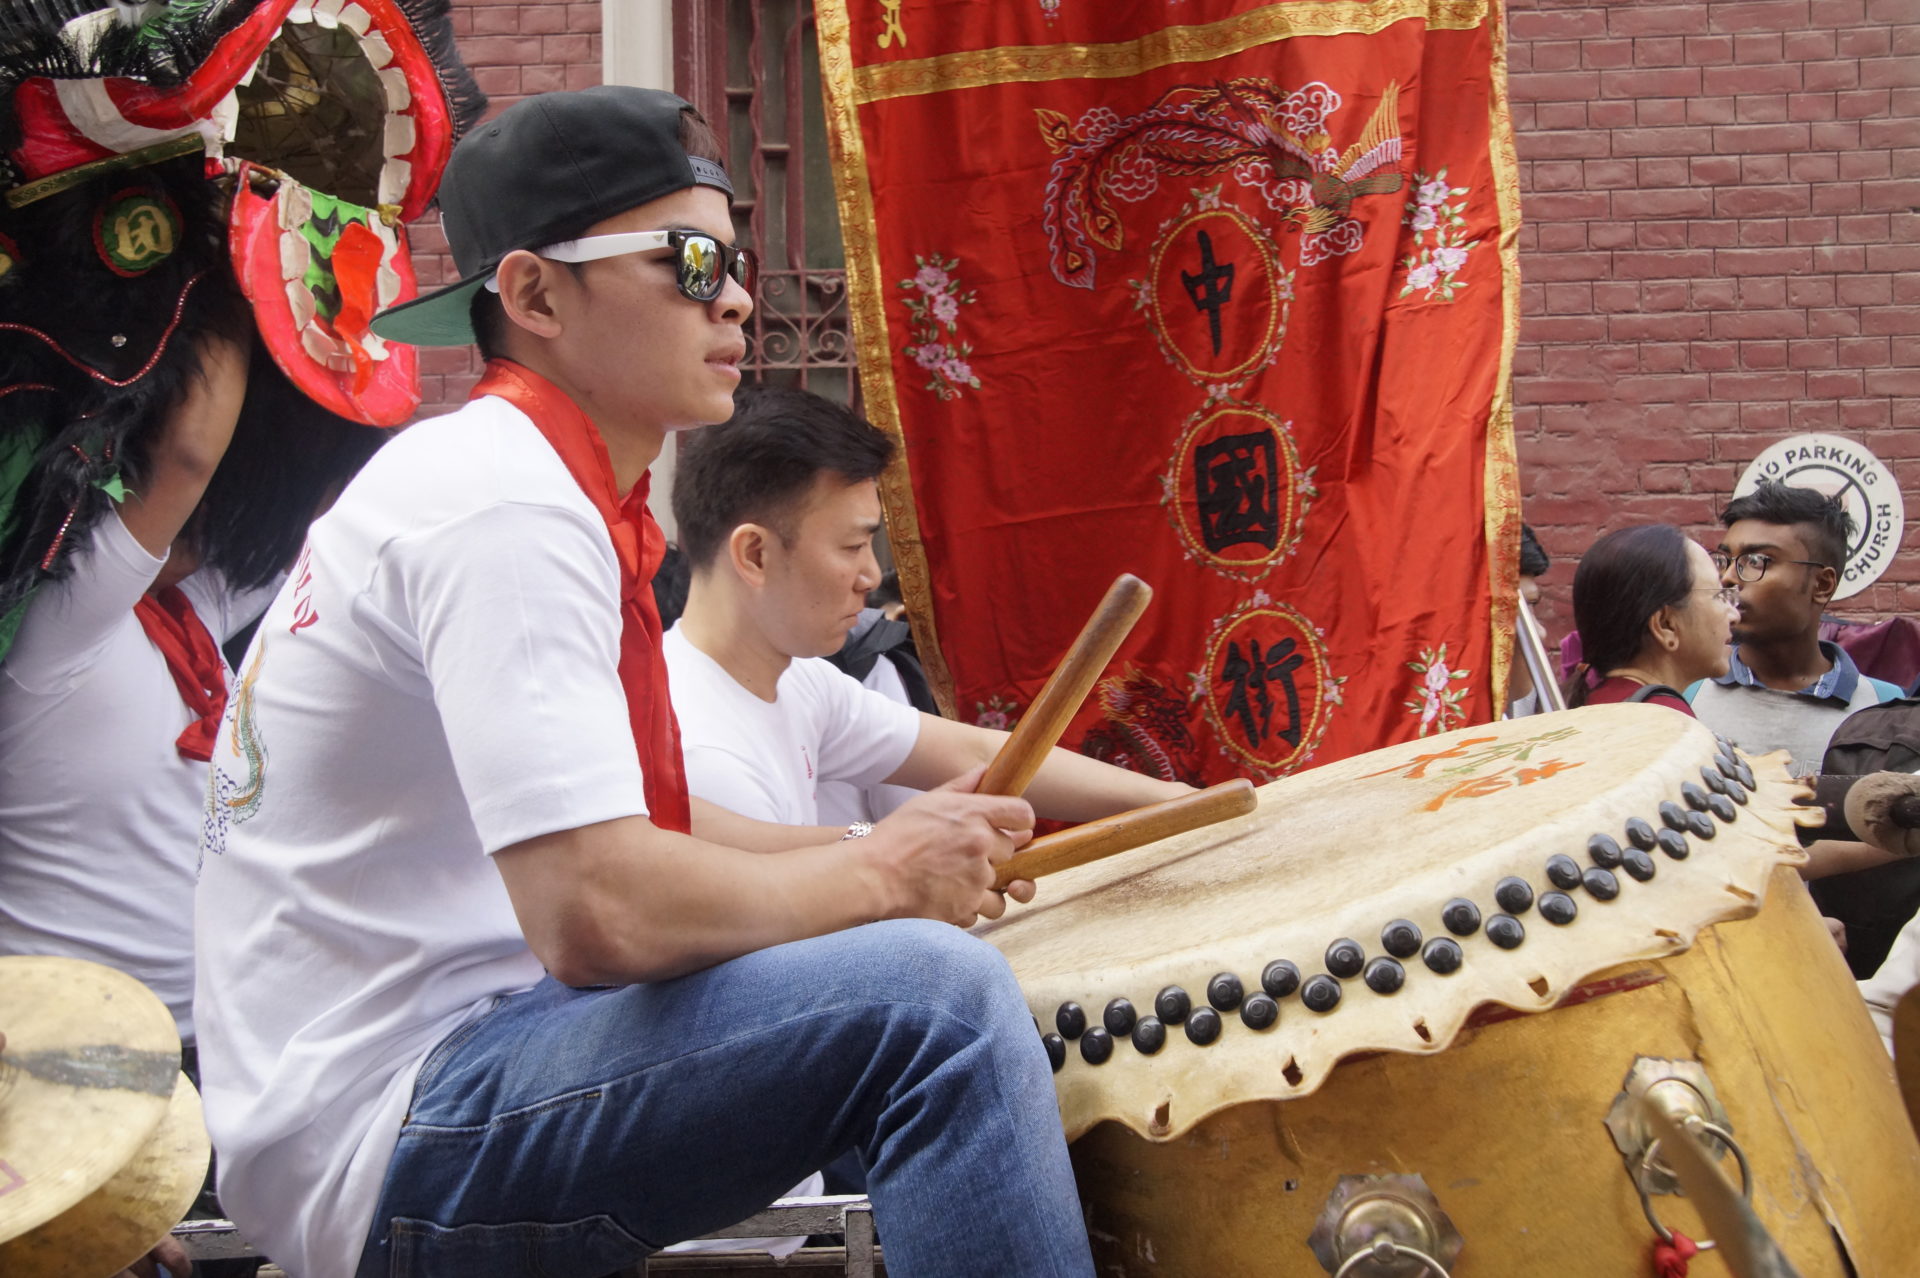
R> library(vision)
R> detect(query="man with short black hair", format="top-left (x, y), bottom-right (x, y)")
top-left (193, 88), bottom-right (1096, 1278)
top-left (666, 385), bottom-right (1190, 829)
top-left (1687, 480), bottom-right (1901, 775)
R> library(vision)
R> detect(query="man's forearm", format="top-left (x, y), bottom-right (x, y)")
top-left (894, 716), bottom-right (1191, 823)
top-left (690, 796), bottom-right (844, 852)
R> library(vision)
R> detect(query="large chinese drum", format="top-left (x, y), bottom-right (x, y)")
top-left (977, 706), bottom-right (1920, 1275)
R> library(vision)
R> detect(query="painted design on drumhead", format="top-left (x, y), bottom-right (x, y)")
top-left (1199, 597), bottom-right (1338, 775)
top-left (1160, 400), bottom-right (1315, 581)
top-left (1136, 198), bottom-right (1291, 388)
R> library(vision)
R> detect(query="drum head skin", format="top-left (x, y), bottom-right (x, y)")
top-left (0, 957), bottom-right (180, 1244)
top-left (0, 1072), bottom-right (209, 1278)
top-left (978, 706), bottom-right (1816, 1142)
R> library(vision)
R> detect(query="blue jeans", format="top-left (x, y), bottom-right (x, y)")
top-left (353, 919), bottom-right (1094, 1278)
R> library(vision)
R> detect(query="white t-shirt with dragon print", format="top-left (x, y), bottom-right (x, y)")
top-left (193, 395), bottom-right (650, 1278)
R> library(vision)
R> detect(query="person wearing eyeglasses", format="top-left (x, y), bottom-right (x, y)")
top-left (1562, 524), bottom-right (1738, 714)
top-left (1686, 481), bottom-right (1903, 778)
top-left (191, 89), bottom-right (1095, 1278)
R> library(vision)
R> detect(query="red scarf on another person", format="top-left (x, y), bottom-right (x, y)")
top-left (133, 587), bottom-right (226, 762)
top-left (471, 360), bottom-right (692, 835)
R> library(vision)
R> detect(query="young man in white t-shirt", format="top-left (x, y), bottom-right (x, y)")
top-left (666, 385), bottom-right (1191, 829)
top-left (193, 88), bottom-right (1098, 1278)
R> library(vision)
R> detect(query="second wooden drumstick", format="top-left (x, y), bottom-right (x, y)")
top-left (993, 779), bottom-right (1257, 891)
top-left (978, 573), bottom-right (1152, 798)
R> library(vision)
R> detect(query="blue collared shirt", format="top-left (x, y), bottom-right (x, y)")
top-left (1712, 640), bottom-right (1901, 704)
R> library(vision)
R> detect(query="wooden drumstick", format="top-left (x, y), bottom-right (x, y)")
top-left (978, 573), bottom-right (1153, 798)
top-left (993, 779), bottom-right (1256, 891)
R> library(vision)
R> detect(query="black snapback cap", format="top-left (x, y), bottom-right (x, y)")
top-left (370, 85), bottom-right (734, 348)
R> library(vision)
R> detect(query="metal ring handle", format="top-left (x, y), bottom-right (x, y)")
top-left (1331, 1237), bottom-right (1452, 1278)
top-left (1636, 1119), bottom-right (1754, 1244)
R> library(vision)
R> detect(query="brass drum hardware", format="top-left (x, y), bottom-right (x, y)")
top-left (1605, 1056), bottom-right (1732, 1196)
top-left (1309, 1175), bottom-right (1462, 1278)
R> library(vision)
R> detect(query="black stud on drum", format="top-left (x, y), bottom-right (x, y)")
top-left (1735, 760), bottom-right (1755, 790)
top-left (1494, 876), bottom-right (1534, 914)
top-left (1422, 936), bottom-right (1464, 974)
top-left (1364, 956), bottom-right (1406, 994)
top-left (1079, 1026), bottom-right (1114, 1065)
top-left (1622, 847), bottom-right (1657, 882)
top-left (1240, 992), bottom-right (1280, 1031)
top-left (1055, 1001), bottom-right (1087, 1040)
top-left (1262, 959), bottom-right (1302, 999)
top-left (1723, 779), bottom-right (1749, 805)
top-left (1715, 751), bottom-right (1738, 778)
top-left (1103, 997), bottom-right (1136, 1037)
top-left (1656, 828), bottom-right (1689, 860)
top-left (1625, 816), bottom-right (1657, 851)
top-left (1659, 800), bottom-right (1689, 832)
top-left (1682, 781), bottom-right (1710, 811)
top-left (1583, 866), bottom-right (1621, 900)
top-left (1042, 1032), bottom-right (1066, 1072)
top-left (1701, 766), bottom-right (1727, 795)
top-left (1539, 891), bottom-right (1578, 925)
top-left (1155, 985), bottom-right (1191, 1025)
top-left (1207, 971), bottom-right (1244, 1012)
top-left (1381, 919), bottom-right (1422, 959)
top-left (1546, 854), bottom-right (1582, 890)
top-left (1486, 913), bottom-right (1526, 949)
top-left (1686, 810), bottom-right (1716, 840)
top-left (1131, 1015), bottom-right (1166, 1055)
top-left (1184, 1006), bottom-right (1223, 1045)
top-left (1442, 897), bottom-right (1482, 936)
top-left (1707, 792), bottom-right (1737, 822)
top-left (1588, 832), bottom-right (1624, 869)
top-left (1301, 974), bottom-right (1343, 1013)
top-left (1325, 938), bottom-right (1366, 979)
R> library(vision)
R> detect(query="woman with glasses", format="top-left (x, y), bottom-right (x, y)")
top-left (1564, 524), bottom-right (1738, 714)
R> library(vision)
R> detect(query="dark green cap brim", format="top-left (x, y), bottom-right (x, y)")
top-left (368, 270), bottom-right (494, 347)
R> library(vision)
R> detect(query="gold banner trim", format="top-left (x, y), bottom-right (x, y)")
top-left (852, 0), bottom-right (1490, 104)
top-left (1482, 0), bottom-right (1525, 714)
top-left (818, 0), bottom-right (960, 716)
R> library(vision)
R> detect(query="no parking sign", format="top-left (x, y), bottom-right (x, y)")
top-left (1734, 434), bottom-right (1905, 600)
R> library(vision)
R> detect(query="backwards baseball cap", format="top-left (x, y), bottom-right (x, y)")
top-left (369, 86), bottom-right (733, 348)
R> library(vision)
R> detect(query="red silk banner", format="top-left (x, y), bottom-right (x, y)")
top-left (821, 0), bottom-right (1521, 783)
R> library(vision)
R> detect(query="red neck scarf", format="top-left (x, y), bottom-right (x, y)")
top-left (471, 360), bottom-right (692, 835)
top-left (133, 586), bottom-right (226, 762)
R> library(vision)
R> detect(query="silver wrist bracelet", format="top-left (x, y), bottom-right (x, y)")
top-left (840, 821), bottom-right (875, 841)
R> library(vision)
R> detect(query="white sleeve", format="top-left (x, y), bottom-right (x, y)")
top-left (1, 507), bottom-right (164, 694)
top-left (803, 660), bottom-right (923, 788)
top-left (390, 500), bottom-right (651, 854)
top-left (1861, 912), bottom-right (1920, 1059)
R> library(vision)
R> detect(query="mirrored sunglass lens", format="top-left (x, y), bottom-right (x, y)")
top-left (679, 237), bottom-right (722, 298)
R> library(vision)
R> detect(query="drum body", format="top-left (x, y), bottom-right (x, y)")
top-left (978, 708), bottom-right (1920, 1275)
top-left (1072, 866), bottom-right (1920, 1274)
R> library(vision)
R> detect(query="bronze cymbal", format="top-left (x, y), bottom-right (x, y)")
top-left (0, 957), bottom-right (179, 1245)
top-left (0, 1071), bottom-right (209, 1278)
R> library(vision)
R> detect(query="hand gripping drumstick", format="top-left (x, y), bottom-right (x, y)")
top-left (992, 779), bottom-right (1257, 891)
top-left (976, 573), bottom-right (1154, 799)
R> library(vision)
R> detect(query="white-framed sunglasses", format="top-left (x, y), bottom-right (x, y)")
top-left (485, 230), bottom-right (757, 302)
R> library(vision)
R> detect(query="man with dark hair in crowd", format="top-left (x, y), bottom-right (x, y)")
top-left (193, 88), bottom-right (1098, 1278)
top-left (1687, 480), bottom-right (1901, 775)
top-left (666, 384), bottom-right (1188, 830)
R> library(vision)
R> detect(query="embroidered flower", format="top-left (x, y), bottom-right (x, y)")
top-left (1404, 643), bottom-right (1472, 736)
top-left (1399, 168), bottom-right (1475, 303)
top-left (898, 253), bottom-right (983, 400)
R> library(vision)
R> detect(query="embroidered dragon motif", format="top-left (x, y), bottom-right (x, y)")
top-left (1038, 78), bottom-right (1403, 288)
top-left (1080, 665), bottom-right (1204, 785)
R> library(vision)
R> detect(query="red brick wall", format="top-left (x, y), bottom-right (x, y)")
top-left (1507, 0), bottom-right (1920, 634)
top-left (406, 1), bottom-right (604, 414)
